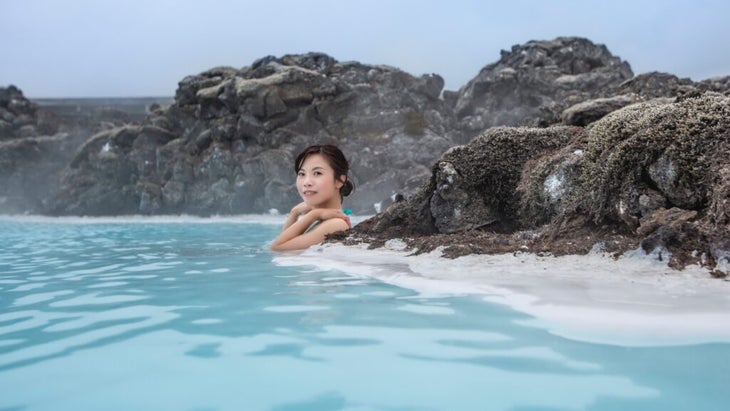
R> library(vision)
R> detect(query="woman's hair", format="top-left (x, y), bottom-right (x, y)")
top-left (295, 144), bottom-right (355, 198)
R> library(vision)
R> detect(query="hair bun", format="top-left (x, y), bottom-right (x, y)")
top-left (340, 179), bottom-right (355, 197)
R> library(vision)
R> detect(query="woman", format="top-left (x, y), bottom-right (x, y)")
top-left (270, 144), bottom-right (355, 251)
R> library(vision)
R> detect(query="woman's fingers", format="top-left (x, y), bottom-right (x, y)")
top-left (291, 202), bottom-right (311, 215)
top-left (321, 209), bottom-right (352, 227)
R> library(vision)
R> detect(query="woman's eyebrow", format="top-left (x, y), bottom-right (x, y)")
top-left (298, 166), bottom-right (325, 172)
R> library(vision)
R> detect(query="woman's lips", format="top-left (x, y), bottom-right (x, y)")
top-left (302, 190), bottom-right (317, 196)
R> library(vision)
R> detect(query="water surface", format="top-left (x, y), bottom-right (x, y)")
top-left (0, 218), bottom-right (728, 410)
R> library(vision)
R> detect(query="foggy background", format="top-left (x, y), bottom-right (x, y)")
top-left (2, 0), bottom-right (730, 98)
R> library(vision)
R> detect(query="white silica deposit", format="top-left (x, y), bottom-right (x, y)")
top-left (273, 241), bottom-right (730, 347)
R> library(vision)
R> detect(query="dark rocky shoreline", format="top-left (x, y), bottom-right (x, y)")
top-left (338, 93), bottom-right (730, 277)
top-left (2, 36), bottom-right (729, 276)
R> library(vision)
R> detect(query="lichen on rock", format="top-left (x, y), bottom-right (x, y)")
top-left (576, 92), bottom-right (730, 229)
top-left (346, 92), bottom-right (730, 276)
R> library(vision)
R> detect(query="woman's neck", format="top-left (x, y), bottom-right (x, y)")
top-left (314, 198), bottom-right (342, 210)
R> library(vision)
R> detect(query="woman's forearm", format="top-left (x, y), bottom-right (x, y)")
top-left (271, 210), bottom-right (321, 248)
top-left (281, 211), bottom-right (300, 232)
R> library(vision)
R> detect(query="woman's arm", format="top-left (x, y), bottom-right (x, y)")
top-left (280, 202), bottom-right (311, 232)
top-left (270, 208), bottom-right (350, 251)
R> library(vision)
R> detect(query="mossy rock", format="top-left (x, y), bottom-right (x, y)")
top-left (576, 93), bottom-right (730, 228)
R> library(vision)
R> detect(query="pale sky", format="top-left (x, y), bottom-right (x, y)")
top-left (2, 0), bottom-right (729, 98)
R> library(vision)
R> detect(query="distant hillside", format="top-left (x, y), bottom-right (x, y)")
top-left (33, 97), bottom-right (174, 122)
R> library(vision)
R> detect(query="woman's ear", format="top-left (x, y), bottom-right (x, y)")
top-left (335, 175), bottom-right (345, 189)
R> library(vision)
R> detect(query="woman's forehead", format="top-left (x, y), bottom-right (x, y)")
top-left (299, 154), bottom-right (332, 170)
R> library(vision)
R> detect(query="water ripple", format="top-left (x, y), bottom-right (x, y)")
top-left (0, 305), bottom-right (180, 370)
top-left (50, 293), bottom-right (149, 308)
top-left (1, 219), bottom-right (728, 410)
top-left (13, 290), bottom-right (75, 307)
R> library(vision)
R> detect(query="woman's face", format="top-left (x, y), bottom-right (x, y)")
top-left (296, 154), bottom-right (343, 208)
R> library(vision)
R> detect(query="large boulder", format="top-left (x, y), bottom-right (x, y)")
top-left (49, 53), bottom-right (458, 215)
top-left (0, 86), bottom-right (93, 214)
top-left (618, 71), bottom-right (696, 98)
top-left (0, 86), bottom-right (63, 141)
top-left (453, 37), bottom-right (633, 138)
top-left (363, 126), bottom-right (583, 236)
top-left (576, 92), bottom-right (730, 231)
top-left (347, 92), bottom-right (730, 275)
top-left (48, 126), bottom-right (176, 215)
top-left (560, 71), bottom-right (708, 127)
top-left (697, 75), bottom-right (730, 94)
top-left (428, 126), bottom-right (581, 233)
top-left (0, 133), bottom-right (87, 213)
top-left (560, 94), bottom-right (642, 126)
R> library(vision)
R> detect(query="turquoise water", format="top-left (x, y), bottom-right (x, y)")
top-left (0, 218), bottom-right (728, 411)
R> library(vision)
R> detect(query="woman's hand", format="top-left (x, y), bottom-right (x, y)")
top-left (280, 202), bottom-right (312, 232)
top-left (290, 202), bottom-right (312, 216)
top-left (271, 207), bottom-right (352, 251)
top-left (317, 208), bottom-right (352, 228)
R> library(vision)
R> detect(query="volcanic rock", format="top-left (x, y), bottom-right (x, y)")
top-left (49, 53), bottom-right (457, 215)
top-left (346, 93), bottom-right (730, 276)
top-left (453, 37), bottom-right (633, 138)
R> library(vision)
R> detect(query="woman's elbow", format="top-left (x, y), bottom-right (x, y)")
top-left (270, 241), bottom-right (305, 252)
